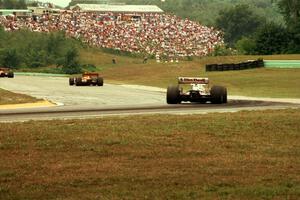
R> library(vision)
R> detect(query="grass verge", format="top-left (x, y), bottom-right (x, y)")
top-left (16, 51), bottom-right (300, 98)
top-left (79, 51), bottom-right (300, 98)
top-left (0, 109), bottom-right (299, 199)
top-left (0, 88), bottom-right (40, 105)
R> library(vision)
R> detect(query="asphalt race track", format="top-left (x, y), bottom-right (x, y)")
top-left (1, 75), bottom-right (299, 122)
top-left (0, 76), bottom-right (165, 106)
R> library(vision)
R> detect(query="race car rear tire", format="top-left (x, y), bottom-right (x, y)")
top-left (75, 77), bottom-right (82, 86)
top-left (7, 72), bottom-right (14, 78)
top-left (211, 85), bottom-right (226, 104)
top-left (69, 77), bottom-right (74, 85)
top-left (167, 85), bottom-right (181, 104)
top-left (97, 77), bottom-right (104, 86)
top-left (223, 87), bottom-right (228, 103)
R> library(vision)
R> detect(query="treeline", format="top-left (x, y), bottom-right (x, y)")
top-left (215, 0), bottom-right (300, 55)
top-left (0, 28), bottom-right (85, 74)
top-left (0, 0), bottom-right (27, 9)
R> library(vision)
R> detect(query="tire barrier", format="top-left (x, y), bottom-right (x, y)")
top-left (206, 59), bottom-right (264, 72)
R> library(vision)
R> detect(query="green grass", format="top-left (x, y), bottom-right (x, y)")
top-left (81, 51), bottom-right (300, 98)
top-left (0, 109), bottom-right (299, 199)
top-left (0, 88), bottom-right (40, 105)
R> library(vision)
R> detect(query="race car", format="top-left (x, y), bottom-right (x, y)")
top-left (0, 68), bottom-right (14, 78)
top-left (69, 72), bottom-right (104, 86)
top-left (167, 77), bottom-right (227, 104)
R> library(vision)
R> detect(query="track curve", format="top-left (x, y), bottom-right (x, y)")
top-left (1, 100), bottom-right (299, 122)
top-left (1, 75), bottom-right (299, 122)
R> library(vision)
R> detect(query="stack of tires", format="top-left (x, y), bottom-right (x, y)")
top-left (206, 59), bottom-right (264, 72)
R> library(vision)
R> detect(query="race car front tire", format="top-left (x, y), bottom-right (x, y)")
top-left (167, 85), bottom-right (181, 104)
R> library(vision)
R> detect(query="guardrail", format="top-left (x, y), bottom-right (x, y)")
top-left (264, 60), bottom-right (300, 68)
top-left (206, 59), bottom-right (264, 72)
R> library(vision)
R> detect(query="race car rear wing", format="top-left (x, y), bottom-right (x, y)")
top-left (178, 77), bottom-right (209, 84)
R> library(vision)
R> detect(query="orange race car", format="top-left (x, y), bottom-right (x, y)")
top-left (0, 68), bottom-right (14, 78)
top-left (69, 72), bottom-right (104, 86)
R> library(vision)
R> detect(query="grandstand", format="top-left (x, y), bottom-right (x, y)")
top-left (71, 4), bottom-right (164, 13)
top-left (0, 9), bottom-right (32, 17)
top-left (0, 4), bottom-right (223, 59)
top-left (71, 0), bottom-right (110, 4)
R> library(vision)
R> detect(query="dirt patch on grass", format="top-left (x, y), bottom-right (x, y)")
top-left (0, 88), bottom-right (40, 105)
top-left (0, 109), bottom-right (299, 199)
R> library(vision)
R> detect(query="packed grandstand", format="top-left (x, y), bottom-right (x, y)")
top-left (0, 5), bottom-right (224, 60)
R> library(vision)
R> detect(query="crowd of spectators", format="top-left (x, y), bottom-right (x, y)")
top-left (0, 11), bottom-right (224, 60)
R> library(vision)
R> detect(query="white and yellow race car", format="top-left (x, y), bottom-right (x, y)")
top-left (167, 77), bottom-right (227, 104)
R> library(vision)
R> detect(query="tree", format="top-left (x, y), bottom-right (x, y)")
top-left (277, 0), bottom-right (300, 26)
top-left (3, 0), bottom-right (14, 9)
top-left (253, 22), bottom-right (290, 55)
top-left (235, 37), bottom-right (257, 55)
top-left (276, 0), bottom-right (300, 52)
top-left (0, 48), bottom-right (21, 69)
top-left (61, 48), bottom-right (82, 74)
top-left (215, 4), bottom-right (265, 45)
top-left (17, 0), bottom-right (26, 9)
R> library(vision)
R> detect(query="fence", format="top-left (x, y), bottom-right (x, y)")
top-left (264, 60), bottom-right (300, 68)
top-left (206, 59), bottom-right (264, 72)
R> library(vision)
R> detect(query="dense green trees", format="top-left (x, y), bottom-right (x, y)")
top-left (277, 0), bottom-right (300, 26)
top-left (61, 49), bottom-right (82, 74)
top-left (254, 23), bottom-right (291, 54)
top-left (0, 0), bottom-right (27, 9)
top-left (215, 4), bottom-right (264, 45)
top-left (235, 0), bottom-right (300, 54)
top-left (0, 48), bottom-right (20, 68)
top-left (277, 0), bottom-right (300, 52)
top-left (0, 28), bottom-right (84, 74)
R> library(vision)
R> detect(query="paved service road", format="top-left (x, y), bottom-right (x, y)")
top-left (0, 76), bottom-right (165, 106)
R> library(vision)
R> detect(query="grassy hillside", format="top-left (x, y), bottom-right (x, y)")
top-left (1, 109), bottom-right (299, 199)
top-left (78, 50), bottom-right (300, 98)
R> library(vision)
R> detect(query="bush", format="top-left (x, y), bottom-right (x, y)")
top-left (236, 37), bottom-right (257, 55)
top-left (215, 4), bottom-right (265, 45)
top-left (61, 48), bottom-right (82, 74)
top-left (253, 22), bottom-right (291, 55)
top-left (0, 28), bottom-right (86, 72)
top-left (211, 45), bottom-right (236, 56)
top-left (0, 48), bottom-right (21, 69)
top-left (82, 64), bottom-right (97, 72)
